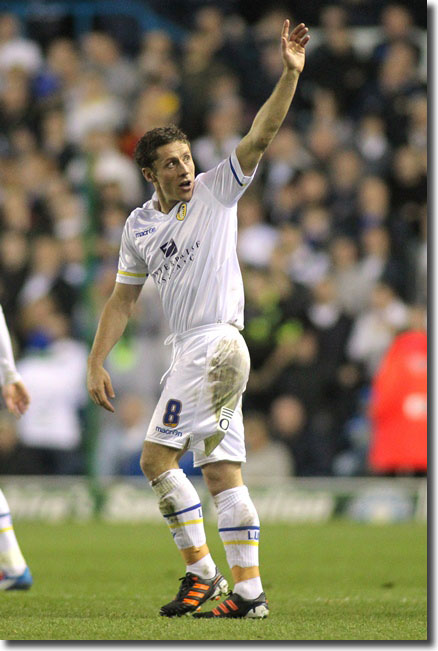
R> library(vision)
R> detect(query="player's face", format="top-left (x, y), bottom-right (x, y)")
top-left (148, 141), bottom-right (195, 207)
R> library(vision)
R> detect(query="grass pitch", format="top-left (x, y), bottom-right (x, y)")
top-left (0, 520), bottom-right (427, 641)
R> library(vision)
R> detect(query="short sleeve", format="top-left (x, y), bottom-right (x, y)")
top-left (116, 222), bottom-right (148, 285)
top-left (197, 149), bottom-right (258, 207)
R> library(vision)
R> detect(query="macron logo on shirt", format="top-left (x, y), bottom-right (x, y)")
top-left (135, 227), bottom-right (156, 238)
top-left (160, 239), bottom-right (178, 258)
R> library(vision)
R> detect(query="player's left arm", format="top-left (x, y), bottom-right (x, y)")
top-left (236, 20), bottom-right (310, 176)
top-left (0, 305), bottom-right (30, 418)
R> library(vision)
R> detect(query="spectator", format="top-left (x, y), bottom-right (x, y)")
top-left (137, 30), bottom-right (178, 87)
top-left (301, 205), bottom-right (332, 251)
top-left (242, 411), bottom-right (293, 482)
top-left (347, 281), bottom-right (408, 377)
top-left (40, 109), bottom-right (77, 171)
top-left (0, 68), bottom-right (39, 139)
top-left (179, 31), bottom-right (231, 139)
top-left (0, 231), bottom-right (29, 325)
top-left (237, 193), bottom-right (278, 269)
top-left (358, 226), bottom-right (405, 301)
top-left (329, 236), bottom-right (368, 317)
top-left (81, 31), bottom-right (139, 101)
top-left (372, 4), bottom-right (420, 69)
top-left (329, 148), bottom-right (364, 236)
top-left (407, 93), bottom-right (427, 150)
top-left (14, 308), bottom-right (87, 475)
top-left (95, 393), bottom-right (151, 477)
top-left (306, 121), bottom-right (340, 170)
top-left (262, 125), bottom-right (312, 209)
top-left (389, 145), bottom-right (427, 221)
top-left (355, 113), bottom-right (391, 175)
top-left (41, 38), bottom-right (83, 104)
top-left (306, 5), bottom-right (366, 114)
top-left (307, 276), bottom-right (352, 371)
top-left (272, 223), bottom-right (330, 288)
top-left (64, 70), bottom-right (126, 145)
top-left (368, 305), bottom-right (427, 476)
top-left (357, 176), bottom-right (391, 231)
top-left (17, 235), bottom-right (79, 318)
top-left (192, 100), bottom-right (243, 172)
top-left (270, 394), bottom-right (331, 476)
top-left (0, 13), bottom-right (43, 76)
top-left (362, 41), bottom-right (425, 146)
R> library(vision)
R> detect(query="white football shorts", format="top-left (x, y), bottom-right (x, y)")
top-left (145, 323), bottom-right (250, 467)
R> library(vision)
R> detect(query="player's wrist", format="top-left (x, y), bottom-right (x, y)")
top-left (87, 355), bottom-right (105, 370)
top-left (2, 369), bottom-right (22, 385)
top-left (281, 67), bottom-right (301, 80)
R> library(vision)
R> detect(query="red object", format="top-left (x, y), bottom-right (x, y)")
top-left (369, 330), bottom-right (427, 473)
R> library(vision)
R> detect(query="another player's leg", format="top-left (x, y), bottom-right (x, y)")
top-left (140, 442), bottom-right (228, 617)
top-left (193, 461), bottom-right (268, 619)
top-left (0, 489), bottom-right (32, 591)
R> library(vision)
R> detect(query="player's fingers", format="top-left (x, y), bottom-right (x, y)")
top-left (282, 19), bottom-right (290, 38)
top-left (92, 387), bottom-right (115, 413)
top-left (16, 400), bottom-right (28, 415)
top-left (89, 388), bottom-right (103, 407)
top-left (4, 397), bottom-right (20, 418)
top-left (104, 376), bottom-right (115, 399)
top-left (290, 22), bottom-right (306, 37)
top-left (100, 398), bottom-right (115, 413)
top-left (18, 389), bottom-right (30, 407)
top-left (291, 25), bottom-right (308, 41)
top-left (301, 34), bottom-right (310, 47)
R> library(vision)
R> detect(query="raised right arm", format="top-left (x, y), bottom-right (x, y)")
top-left (87, 282), bottom-right (143, 412)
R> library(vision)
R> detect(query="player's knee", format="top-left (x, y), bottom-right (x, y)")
top-left (140, 442), bottom-right (180, 481)
top-left (139, 444), bottom-right (159, 479)
top-left (202, 461), bottom-right (242, 496)
top-left (139, 451), bottom-right (152, 479)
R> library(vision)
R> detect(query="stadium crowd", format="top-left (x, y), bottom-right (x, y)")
top-left (0, 2), bottom-right (427, 478)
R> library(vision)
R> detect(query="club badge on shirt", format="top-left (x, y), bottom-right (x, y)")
top-left (176, 203), bottom-right (187, 221)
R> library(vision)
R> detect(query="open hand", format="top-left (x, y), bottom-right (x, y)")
top-left (2, 381), bottom-right (30, 418)
top-left (281, 20), bottom-right (310, 74)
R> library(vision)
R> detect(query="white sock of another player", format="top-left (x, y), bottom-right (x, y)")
top-left (0, 489), bottom-right (27, 575)
top-left (150, 469), bottom-right (216, 579)
top-left (214, 485), bottom-right (263, 600)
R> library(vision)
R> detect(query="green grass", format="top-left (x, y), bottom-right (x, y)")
top-left (0, 520), bottom-right (427, 641)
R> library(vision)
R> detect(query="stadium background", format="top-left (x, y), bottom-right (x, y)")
top-left (0, 0), bottom-right (427, 521)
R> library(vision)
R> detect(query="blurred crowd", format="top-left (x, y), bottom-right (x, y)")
top-left (0, 3), bottom-right (427, 478)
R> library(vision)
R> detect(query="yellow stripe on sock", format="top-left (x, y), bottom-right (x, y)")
top-left (223, 540), bottom-right (259, 546)
top-left (0, 526), bottom-right (13, 533)
top-left (168, 519), bottom-right (204, 529)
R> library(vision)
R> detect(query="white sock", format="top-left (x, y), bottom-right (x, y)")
top-left (150, 469), bottom-right (208, 551)
top-left (186, 552), bottom-right (216, 579)
top-left (214, 485), bottom-right (263, 595)
top-left (0, 490), bottom-right (26, 575)
top-left (234, 576), bottom-right (263, 600)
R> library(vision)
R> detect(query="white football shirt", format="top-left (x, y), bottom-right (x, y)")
top-left (0, 304), bottom-right (21, 385)
top-left (117, 149), bottom-right (257, 335)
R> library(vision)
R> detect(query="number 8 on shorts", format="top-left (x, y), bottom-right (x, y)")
top-left (163, 399), bottom-right (182, 428)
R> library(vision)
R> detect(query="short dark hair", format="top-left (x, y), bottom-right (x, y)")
top-left (134, 125), bottom-right (190, 169)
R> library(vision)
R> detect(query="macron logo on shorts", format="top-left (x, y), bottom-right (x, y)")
top-left (155, 425), bottom-right (183, 437)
